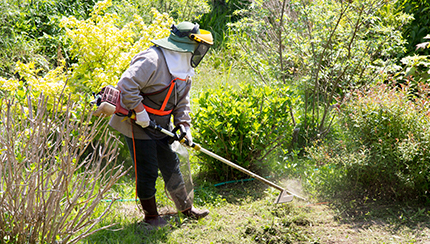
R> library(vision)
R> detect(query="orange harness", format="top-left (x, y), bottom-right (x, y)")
top-left (141, 77), bottom-right (187, 116)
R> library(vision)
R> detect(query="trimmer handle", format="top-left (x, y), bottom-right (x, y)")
top-left (169, 124), bottom-right (186, 144)
top-left (148, 121), bottom-right (187, 144)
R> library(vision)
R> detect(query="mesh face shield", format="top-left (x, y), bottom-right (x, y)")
top-left (191, 42), bottom-right (211, 68)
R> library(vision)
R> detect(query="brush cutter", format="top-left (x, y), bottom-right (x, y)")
top-left (147, 122), bottom-right (307, 203)
top-left (91, 86), bottom-right (306, 204)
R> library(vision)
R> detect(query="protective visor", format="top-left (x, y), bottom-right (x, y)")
top-left (191, 42), bottom-right (210, 68)
top-left (189, 29), bottom-right (213, 67)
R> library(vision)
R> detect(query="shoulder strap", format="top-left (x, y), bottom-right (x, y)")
top-left (140, 80), bottom-right (174, 97)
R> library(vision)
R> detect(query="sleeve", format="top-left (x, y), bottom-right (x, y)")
top-left (117, 54), bottom-right (157, 110)
top-left (172, 81), bottom-right (192, 127)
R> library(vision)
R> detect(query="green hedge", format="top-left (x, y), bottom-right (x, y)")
top-left (192, 82), bottom-right (299, 181)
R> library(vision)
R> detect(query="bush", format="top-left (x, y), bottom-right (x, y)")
top-left (136, 0), bottom-right (210, 23)
top-left (396, 0), bottom-right (430, 57)
top-left (393, 35), bottom-right (430, 87)
top-left (60, 0), bottom-right (174, 94)
top-left (192, 82), bottom-right (299, 181)
top-left (1, 0), bottom-right (175, 107)
top-left (0, 60), bottom-right (71, 107)
top-left (0, 94), bottom-right (128, 243)
top-left (228, 0), bottom-right (412, 144)
top-left (314, 83), bottom-right (430, 202)
top-left (0, 0), bottom-right (99, 78)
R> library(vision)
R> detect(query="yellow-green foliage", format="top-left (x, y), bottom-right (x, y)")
top-left (1, 0), bottom-right (174, 107)
top-left (60, 0), bottom-right (174, 93)
top-left (0, 61), bottom-right (70, 107)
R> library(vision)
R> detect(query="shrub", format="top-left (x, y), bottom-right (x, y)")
top-left (0, 60), bottom-right (71, 107)
top-left (0, 0), bottom-right (99, 78)
top-left (137, 0), bottom-right (210, 23)
top-left (1, 0), bottom-right (175, 107)
top-left (328, 83), bottom-right (430, 201)
top-left (396, 0), bottom-right (430, 57)
top-left (192, 82), bottom-right (299, 181)
top-left (0, 94), bottom-right (128, 243)
top-left (393, 35), bottom-right (430, 87)
top-left (60, 0), bottom-right (174, 94)
top-left (229, 0), bottom-right (412, 144)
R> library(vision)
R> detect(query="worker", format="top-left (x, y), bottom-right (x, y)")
top-left (109, 21), bottom-right (213, 228)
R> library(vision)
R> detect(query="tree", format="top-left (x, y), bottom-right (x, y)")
top-left (230, 0), bottom-right (410, 145)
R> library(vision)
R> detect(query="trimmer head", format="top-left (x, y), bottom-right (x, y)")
top-left (274, 190), bottom-right (294, 204)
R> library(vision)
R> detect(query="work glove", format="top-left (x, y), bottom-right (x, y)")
top-left (135, 109), bottom-right (150, 128)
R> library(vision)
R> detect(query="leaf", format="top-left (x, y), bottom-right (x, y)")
top-left (415, 42), bottom-right (429, 50)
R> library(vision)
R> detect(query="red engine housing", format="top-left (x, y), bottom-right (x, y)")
top-left (97, 86), bottom-right (131, 117)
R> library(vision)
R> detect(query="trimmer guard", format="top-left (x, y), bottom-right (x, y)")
top-left (274, 190), bottom-right (294, 204)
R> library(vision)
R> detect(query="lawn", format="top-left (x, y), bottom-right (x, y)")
top-left (82, 177), bottom-right (430, 243)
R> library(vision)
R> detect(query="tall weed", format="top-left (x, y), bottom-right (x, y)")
top-left (342, 83), bottom-right (430, 201)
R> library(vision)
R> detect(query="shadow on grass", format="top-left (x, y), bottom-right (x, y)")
top-left (193, 177), bottom-right (271, 205)
top-left (321, 189), bottom-right (430, 242)
top-left (82, 214), bottom-right (184, 244)
top-left (333, 199), bottom-right (430, 230)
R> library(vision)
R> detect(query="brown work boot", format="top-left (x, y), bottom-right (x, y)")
top-left (169, 187), bottom-right (210, 220)
top-left (143, 215), bottom-right (168, 227)
top-left (181, 207), bottom-right (210, 220)
top-left (140, 196), bottom-right (168, 228)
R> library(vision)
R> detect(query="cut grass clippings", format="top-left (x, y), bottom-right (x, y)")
top-left (80, 179), bottom-right (430, 244)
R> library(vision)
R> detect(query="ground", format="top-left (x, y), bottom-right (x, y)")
top-left (300, 203), bottom-right (430, 243)
top-left (85, 180), bottom-right (430, 243)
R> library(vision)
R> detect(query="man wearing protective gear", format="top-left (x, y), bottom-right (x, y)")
top-left (109, 21), bottom-right (213, 227)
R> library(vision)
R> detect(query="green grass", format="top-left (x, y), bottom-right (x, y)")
top-left (79, 173), bottom-right (430, 244)
top-left (80, 177), bottom-right (313, 244)
top-left (191, 48), bottom-right (250, 95)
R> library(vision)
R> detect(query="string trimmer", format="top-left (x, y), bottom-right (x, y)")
top-left (92, 86), bottom-right (307, 203)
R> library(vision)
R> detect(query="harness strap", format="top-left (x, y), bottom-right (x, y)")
top-left (142, 77), bottom-right (187, 116)
top-left (143, 105), bottom-right (172, 116)
top-left (142, 80), bottom-right (174, 96)
top-left (160, 80), bottom-right (176, 111)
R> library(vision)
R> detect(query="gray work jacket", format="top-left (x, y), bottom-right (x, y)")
top-left (109, 46), bottom-right (192, 140)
